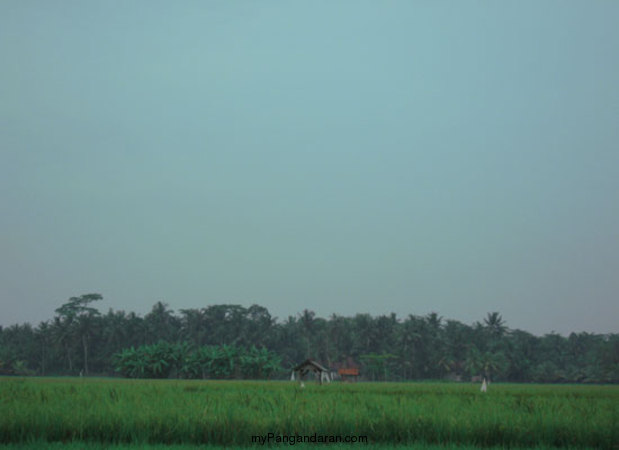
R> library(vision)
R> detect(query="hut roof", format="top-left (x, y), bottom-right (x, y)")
top-left (293, 359), bottom-right (329, 372)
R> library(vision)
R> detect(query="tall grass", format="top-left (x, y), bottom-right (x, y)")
top-left (1, 378), bottom-right (617, 448)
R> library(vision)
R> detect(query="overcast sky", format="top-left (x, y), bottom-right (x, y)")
top-left (1, 1), bottom-right (618, 335)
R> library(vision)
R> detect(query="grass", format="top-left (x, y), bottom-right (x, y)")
top-left (0, 377), bottom-right (617, 448)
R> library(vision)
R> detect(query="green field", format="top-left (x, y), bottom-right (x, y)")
top-left (0, 378), bottom-right (617, 449)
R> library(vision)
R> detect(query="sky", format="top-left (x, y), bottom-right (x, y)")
top-left (1, 1), bottom-right (618, 336)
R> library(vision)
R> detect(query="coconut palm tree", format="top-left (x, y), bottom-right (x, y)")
top-left (484, 312), bottom-right (507, 338)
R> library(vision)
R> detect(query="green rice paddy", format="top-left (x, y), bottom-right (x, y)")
top-left (0, 378), bottom-right (616, 449)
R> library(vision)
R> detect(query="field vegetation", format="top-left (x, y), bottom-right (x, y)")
top-left (1, 377), bottom-right (617, 449)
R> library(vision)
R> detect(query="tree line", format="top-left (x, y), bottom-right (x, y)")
top-left (1, 294), bottom-right (617, 383)
top-left (114, 341), bottom-right (281, 380)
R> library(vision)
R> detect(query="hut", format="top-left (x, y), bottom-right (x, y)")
top-left (332, 357), bottom-right (360, 382)
top-left (338, 367), bottom-right (360, 381)
top-left (291, 359), bottom-right (331, 384)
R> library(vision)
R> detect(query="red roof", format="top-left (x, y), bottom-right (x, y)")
top-left (338, 368), bottom-right (359, 376)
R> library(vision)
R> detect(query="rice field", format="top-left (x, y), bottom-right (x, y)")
top-left (0, 377), bottom-right (617, 449)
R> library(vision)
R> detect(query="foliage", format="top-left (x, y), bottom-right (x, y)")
top-left (113, 342), bottom-right (282, 380)
top-left (113, 342), bottom-right (178, 379)
top-left (1, 296), bottom-right (618, 383)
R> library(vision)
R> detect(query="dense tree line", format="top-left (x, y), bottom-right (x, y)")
top-left (1, 294), bottom-right (618, 383)
top-left (114, 341), bottom-right (281, 380)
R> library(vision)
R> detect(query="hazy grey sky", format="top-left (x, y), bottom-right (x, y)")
top-left (2, 1), bottom-right (618, 335)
